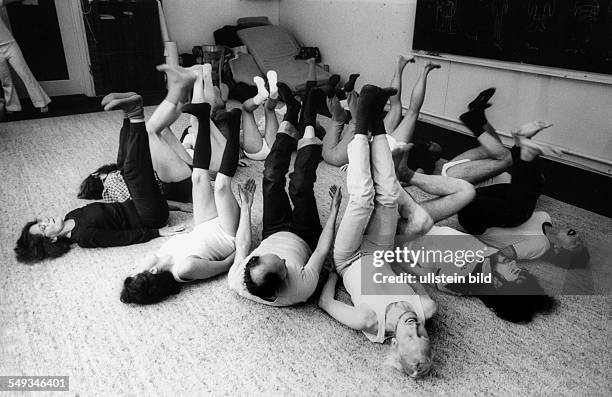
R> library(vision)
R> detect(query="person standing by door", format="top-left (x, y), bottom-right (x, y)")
top-left (0, 0), bottom-right (50, 116)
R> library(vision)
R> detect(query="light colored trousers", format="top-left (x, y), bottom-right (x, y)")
top-left (333, 134), bottom-right (399, 275)
top-left (0, 40), bottom-right (51, 111)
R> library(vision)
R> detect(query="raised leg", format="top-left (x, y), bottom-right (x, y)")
top-left (389, 61), bottom-right (440, 144)
top-left (384, 54), bottom-right (414, 132)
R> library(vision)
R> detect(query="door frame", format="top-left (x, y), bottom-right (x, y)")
top-left (37, 0), bottom-right (95, 97)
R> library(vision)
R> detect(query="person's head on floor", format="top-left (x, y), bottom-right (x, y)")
top-left (387, 311), bottom-right (433, 379)
top-left (120, 268), bottom-right (181, 305)
top-left (15, 218), bottom-right (72, 263)
top-left (78, 163), bottom-right (119, 199)
top-left (244, 254), bottom-right (288, 301)
top-left (544, 225), bottom-right (590, 269)
top-left (477, 252), bottom-right (556, 323)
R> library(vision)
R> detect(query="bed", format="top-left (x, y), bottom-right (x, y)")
top-left (235, 25), bottom-right (332, 92)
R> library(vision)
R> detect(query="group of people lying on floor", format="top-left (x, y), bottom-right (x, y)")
top-left (14, 57), bottom-right (590, 379)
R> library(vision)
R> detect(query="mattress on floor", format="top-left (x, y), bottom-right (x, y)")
top-left (237, 25), bottom-right (332, 92)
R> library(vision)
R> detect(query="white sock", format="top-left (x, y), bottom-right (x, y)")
top-left (267, 70), bottom-right (278, 100)
top-left (253, 76), bottom-right (269, 105)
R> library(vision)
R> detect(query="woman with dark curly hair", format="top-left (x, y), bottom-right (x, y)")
top-left (121, 97), bottom-right (249, 305)
top-left (14, 65), bottom-right (196, 263)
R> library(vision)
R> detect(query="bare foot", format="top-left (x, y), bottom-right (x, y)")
top-left (202, 63), bottom-right (212, 79)
top-left (424, 61), bottom-right (441, 72)
top-left (157, 64), bottom-right (197, 90)
top-left (398, 54), bottom-right (416, 71)
top-left (188, 64), bottom-right (203, 80)
top-left (392, 143), bottom-right (414, 184)
top-left (104, 93), bottom-right (143, 120)
top-left (519, 138), bottom-right (563, 160)
top-left (512, 120), bottom-right (553, 140)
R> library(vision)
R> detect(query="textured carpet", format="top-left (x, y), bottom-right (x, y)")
top-left (0, 109), bottom-right (611, 396)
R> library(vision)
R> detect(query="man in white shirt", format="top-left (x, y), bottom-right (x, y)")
top-left (228, 85), bottom-right (342, 306)
top-left (0, 0), bottom-right (50, 114)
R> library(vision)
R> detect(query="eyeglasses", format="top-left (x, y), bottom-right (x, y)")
top-left (567, 229), bottom-right (576, 236)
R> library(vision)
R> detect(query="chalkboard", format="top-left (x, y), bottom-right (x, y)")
top-left (413, 0), bottom-right (612, 75)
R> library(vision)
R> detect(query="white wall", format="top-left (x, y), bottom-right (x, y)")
top-left (163, 0), bottom-right (280, 53)
top-left (278, 0), bottom-right (612, 175)
top-left (279, 0), bottom-right (416, 88)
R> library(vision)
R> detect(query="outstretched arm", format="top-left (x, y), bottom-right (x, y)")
top-left (304, 186), bottom-right (342, 274)
top-left (318, 272), bottom-right (372, 331)
top-left (232, 179), bottom-right (256, 266)
top-left (173, 252), bottom-right (236, 281)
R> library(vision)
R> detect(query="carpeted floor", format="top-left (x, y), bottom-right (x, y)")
top-left (1, 109), bottom-right (610, 396)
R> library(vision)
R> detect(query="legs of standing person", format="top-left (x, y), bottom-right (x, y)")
top-left (0, 42), bottom-right (50, 112)
top-left (388, 60), bottom-right (440, 145)
top-left (288, 89), bottom-right (323, 250)
top-left (384, 54), bottom-right (414, 133)
top-left (0, 51), bottom-right (21, 112)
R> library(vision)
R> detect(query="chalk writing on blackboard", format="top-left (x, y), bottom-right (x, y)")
top-left (527, 0), bottom-right (556, 32)
top-left (491, 0), bottom-right (510, 49)
top-left (435, 0), bottom-right (458, 34)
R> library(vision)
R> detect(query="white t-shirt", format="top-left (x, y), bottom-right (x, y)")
top-left (0, 0), bottom-right (16, 45)
top-left (227, 231), bottom-right (315, 307)
top-left (479, 211), bottom-right (552, 261)
top-left (156, 218), bottom-right (236, 282)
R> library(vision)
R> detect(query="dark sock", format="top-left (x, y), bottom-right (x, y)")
top-left (459, 108), bottom-right (488, 137)
top-left (302, 88), bottom-right (319, 128)
top-left (468, 87), bottom-right (495, 110)
top-left (277, 82), bottom-right (300, 125)
top-left (400, 166), bottom-right (415, 184)
top-left (182, 103), bottom-right (212, 120)
top-left (325, 75), bottom-right (340, 98)
top-left (217, 109), bottom-right (242, 177)
top-left (369, 87), bottom-right (397, 136)
top-left (344, 73), bottom-right (360, 93)
top-left (184, 103), bottom-right (212, 169)
top-left (354, 85), bottom-right (379, 135)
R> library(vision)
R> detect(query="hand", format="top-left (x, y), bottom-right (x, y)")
top-left (239, 178), bottom-right (256, 208)
top-left (329, 185), bottom-right (342, 211)
top-left (159, 224), bottom-right (188, 237)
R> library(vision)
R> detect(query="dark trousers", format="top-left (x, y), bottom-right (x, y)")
top-left (118, 120), bottom-right (169, 228)
top-left (458, 146), bottom-right (544, 235)
top-left (262, 132), bottom-right (322, 250)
